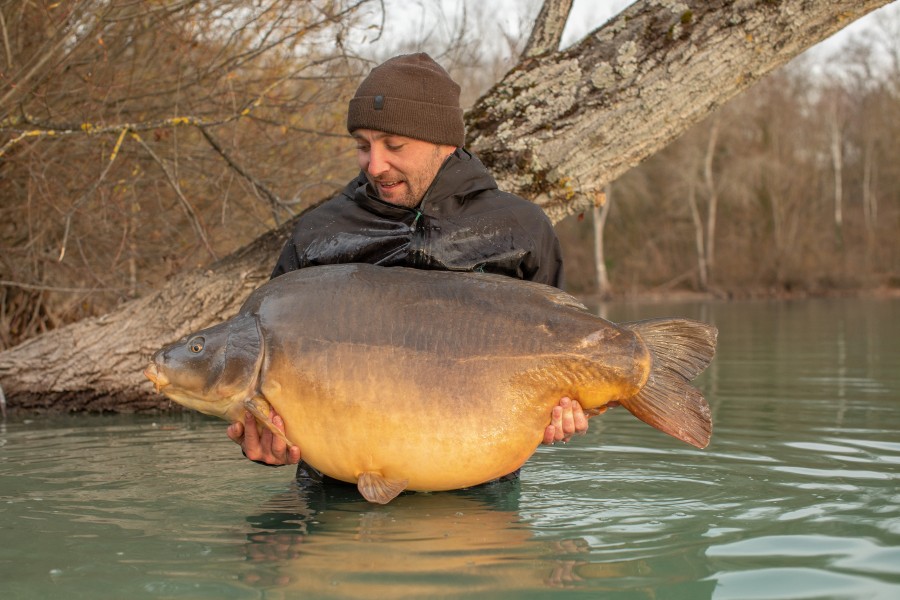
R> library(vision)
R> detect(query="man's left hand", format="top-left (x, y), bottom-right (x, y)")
top-left (542, 396), bottom-right (590, 444)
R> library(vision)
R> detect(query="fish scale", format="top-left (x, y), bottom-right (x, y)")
top-left (145, 263), bottom-right (717, 504)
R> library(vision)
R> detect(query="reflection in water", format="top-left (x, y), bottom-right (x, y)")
top-left (241, 478), bottom-right (579, 596)
top-left (238, 477), bottom-right (697, 598)
top-left (1, 299), bottom-right (898, 599)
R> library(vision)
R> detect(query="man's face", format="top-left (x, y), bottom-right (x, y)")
top-left (353, 129), bottom-right (455, 208)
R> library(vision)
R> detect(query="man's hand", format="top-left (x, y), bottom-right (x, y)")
top-left (542, 397), bottom-right (590, 445)
top-left (227, 411), bottom-right (301, 466)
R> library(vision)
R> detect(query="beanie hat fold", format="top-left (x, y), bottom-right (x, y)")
top-left (347, 96), bottom-right (464, 147)
top-left (347, 53), bottom-right (465, 147)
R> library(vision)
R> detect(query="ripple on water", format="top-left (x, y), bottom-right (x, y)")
top-left (770, 465), bottom-right (891, 480)
top-left (707, 535), bottom-right (900, 599)
top-left (708, 567), bottom-right (900, 600)
top-left (2, 299), bottom-right (900, 599)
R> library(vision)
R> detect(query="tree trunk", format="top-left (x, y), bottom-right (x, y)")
top-left (704, 118), bottom-right (721, 288)
top-left (0, 224), bottom-right (288, 412)
top-left (592, 187), bottom-right (612, 298)
top-left (830, 109), bottom-right (845, 248)
top-left (687, 177), bottom-right (708, 290)
top-left (466, 0), bottom-right (889, 223)
top-left (862, 139), bottom-right (877, 235)
top-left (522, 0), bottom-right (574, 58)
top-left (0, 0), bottom-right (891, 413)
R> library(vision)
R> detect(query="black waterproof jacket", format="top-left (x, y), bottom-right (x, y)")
top-left (271, 148), bottom-right (563, 287)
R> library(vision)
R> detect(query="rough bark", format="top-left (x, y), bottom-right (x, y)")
top-left (0, 0), bottom-right (892, 413)
top-left (466, 0), bottom-right (891, 223)
top-left (592, 187), bottom-right (612, 298)
top-left (522, 0), bottom-right (574, 58)
top-left (0, 223), bottom-right (289, 413)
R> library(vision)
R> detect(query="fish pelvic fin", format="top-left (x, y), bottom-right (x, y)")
top-left (620, 319), bottom-right (718, 449)
top-left (357, 472), bottom-right (409, 505)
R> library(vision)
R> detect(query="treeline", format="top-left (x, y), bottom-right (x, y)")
top-left (1, 1), bottom-right (897, 352)
top-left (0, 1), bottom-right (374, 350)
top-left (558, 40), bottom-right (900, 297)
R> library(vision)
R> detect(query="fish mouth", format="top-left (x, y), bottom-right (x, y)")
top-left (143, 363), bottom-right (169, 393)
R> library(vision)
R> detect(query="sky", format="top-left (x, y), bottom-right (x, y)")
top-left (560, 0), bottom-right (639, 46)
top-left (353, 0), bottom-right (635, 57)
top-left (353, 0), bottom-right (899, 64)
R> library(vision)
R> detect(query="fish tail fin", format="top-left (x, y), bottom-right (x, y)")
top-left (619, 319), bottom-right (718, 449)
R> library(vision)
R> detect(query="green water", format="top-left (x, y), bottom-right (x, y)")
top-left (1, 298), bottom-right (898, 599)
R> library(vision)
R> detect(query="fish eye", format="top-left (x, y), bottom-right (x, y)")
top-left (188, 336), bottom-right (205, 353)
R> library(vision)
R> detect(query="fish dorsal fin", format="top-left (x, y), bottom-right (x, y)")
top-left (357, 472), bottom-right (409, 504)
top-left (537, 286), bottom-right (589, 311)
top-left (458, 271), bottom-right (589, 311)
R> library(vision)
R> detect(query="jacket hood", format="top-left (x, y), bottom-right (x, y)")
top-left (271, 147), bottom-right (562, 286)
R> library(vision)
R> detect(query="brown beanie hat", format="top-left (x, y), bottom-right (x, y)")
top-left (347, 53), bottom-right (465, 147)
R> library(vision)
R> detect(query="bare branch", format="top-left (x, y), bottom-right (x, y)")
top-left (467, 0), bottom-right (892, 223)
top-left (198, 125), bottom-right (287, 224)
top-left (0, 65), bottom-right (304, 157)
top-left (0, 9), bottom-right (12, 70)
top-left (0, 280), bottom-right (132, 294)
top-left (132, 133), bottom-right (219, 261)
top-left (522, 0), bottom-right (574, 58)
top-left (58, 128), bottom-right (128, 262)
top-left (0, 2), bottom-right (107, 120)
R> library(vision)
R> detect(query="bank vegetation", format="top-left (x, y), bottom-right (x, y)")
top-left (560, 32), bottom-right (900, 298)
top-left (0, 0), bottom-right (894, 414)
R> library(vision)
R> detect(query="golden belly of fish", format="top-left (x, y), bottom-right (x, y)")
top-left (145, 264), bottom-right (716, 504)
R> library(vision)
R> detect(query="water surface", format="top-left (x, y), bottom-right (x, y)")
top-left (1, 298), bottom-right (898, 599)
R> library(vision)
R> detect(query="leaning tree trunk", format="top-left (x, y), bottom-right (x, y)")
top-left (0, 225), bottom-right (289, 413)
top-left (466, 0), bottom-right (891, 222)
top-left (0, 0), bottom-right (891, 413)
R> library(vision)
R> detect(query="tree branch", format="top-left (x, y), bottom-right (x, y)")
top-left (522, 0), bottom-right (574, 58)
top-left (197, 125), bottom-right (287, 225)
top-left (467, 0), bottom-right (892, 223)
top-left (132, 133), bottom-right (219, 261)
top-left (0, 0), bottom-right (894, 412)
top-left (0, 9), bottom-right (12, 70)
top-left (58, 128), bottom-right (128, 262)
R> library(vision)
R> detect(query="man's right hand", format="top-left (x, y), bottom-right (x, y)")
top-left (227, 411), bottom-right (301, 466)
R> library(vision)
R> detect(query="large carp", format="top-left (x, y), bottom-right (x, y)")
top-left (144, 264), bottom-right (717, 504)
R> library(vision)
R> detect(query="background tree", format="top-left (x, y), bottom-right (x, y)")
top-left (0, 0), bottom-right (373, 349)
top-left (0, 0), bottom-right (895, 412)
top-left (561, 44), bottom-right (900, 296)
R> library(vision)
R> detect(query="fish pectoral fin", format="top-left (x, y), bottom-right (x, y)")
top-left (243, 397), bottom-right (292, 447)
top-left (357, 472), bottom-right (408, 505)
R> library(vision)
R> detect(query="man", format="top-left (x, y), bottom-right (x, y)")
top-left (227, 53), bottom-right (590, 470)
